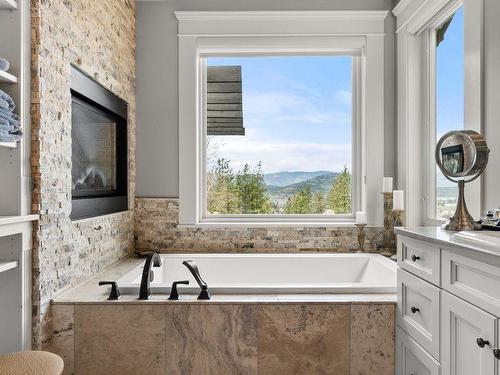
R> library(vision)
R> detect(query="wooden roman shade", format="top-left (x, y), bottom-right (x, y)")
top-left (207, 66), bottom-right (245, 136)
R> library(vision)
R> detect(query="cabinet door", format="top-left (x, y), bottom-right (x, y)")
top-left (441, 291), bottom-right (497, 375)
top-left (396, 327), bottom-right (440, 375)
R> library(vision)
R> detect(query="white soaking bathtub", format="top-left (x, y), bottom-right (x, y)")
top-left (116, 253), bottom-right (396, 295)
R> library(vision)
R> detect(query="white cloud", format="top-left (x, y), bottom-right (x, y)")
top-left (334, 90), bottom-right (352, 106)
top-left (244, 91), bottom-right (350, 126)
top-left (208, 135), bottom-right (351, 174)
top-left (206, 83), bottom-right (353, 173)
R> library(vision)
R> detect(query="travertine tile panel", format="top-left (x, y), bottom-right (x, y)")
top-left (46, 304), bottom-right (74, 375)
top-left (74, 305), bottom-right (165, 375)
top-left (257, 304), bottom-right (350, 374)
top-left (350, 304), bottom-right (395, 375)
top-left (165, 304), bottom-right (257, 375)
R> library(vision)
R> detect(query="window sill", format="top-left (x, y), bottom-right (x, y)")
top-left (178, 221), bottom-right (372, 229)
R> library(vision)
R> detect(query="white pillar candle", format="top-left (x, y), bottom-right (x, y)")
top-left (393, 190), bottom-right (405, 210)
top-left (382, 177), bottom-right (393, 193)
top-left (355, 211), bottom-right (367, 224)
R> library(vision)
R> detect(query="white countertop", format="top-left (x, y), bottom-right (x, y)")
top-left (395, 226), bottom-right (500, 266)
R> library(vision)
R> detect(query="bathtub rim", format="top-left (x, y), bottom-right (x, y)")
top-left (116, 252), bottom-right (397, 295)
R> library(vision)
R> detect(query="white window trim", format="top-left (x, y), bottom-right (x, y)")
top-left (393, 0), bottom-right (483, 226)
top-left (176, 11), bottom-right (388, 227)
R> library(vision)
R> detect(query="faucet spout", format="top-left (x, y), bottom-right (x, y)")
top-left (183, 260), bottom-right (210, 300)
top-left (138, 253), bottom-right (162, 300)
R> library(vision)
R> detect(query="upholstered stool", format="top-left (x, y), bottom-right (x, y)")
top-left (0, 351), bottom-right (64, 375)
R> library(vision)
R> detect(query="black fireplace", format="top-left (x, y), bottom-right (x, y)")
top-left (70, 66), bottom-right (128, 220)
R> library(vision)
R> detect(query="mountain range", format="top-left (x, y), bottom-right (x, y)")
top-left (263, 171), bottom-right (333, 187)
top-left (263, 171), bottom-right (338, 206)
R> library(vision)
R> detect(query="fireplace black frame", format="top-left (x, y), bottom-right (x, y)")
top-left (70, 66), bottom-right (128, 220)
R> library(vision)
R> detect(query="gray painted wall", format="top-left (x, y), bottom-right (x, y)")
top-left (136, 0), bottom-right (396, 197)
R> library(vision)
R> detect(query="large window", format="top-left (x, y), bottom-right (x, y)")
top-left (176, 11), bottom-right (387, 226)
top-left (433, 6), bottom-right (464, 220)
top-left (203, 56), bottom-right (355, 217)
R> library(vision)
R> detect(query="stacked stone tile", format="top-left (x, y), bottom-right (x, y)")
top-left (30, 0), bottom-right (136, 349)
top-left (135, 198), bottom-right (384, 253)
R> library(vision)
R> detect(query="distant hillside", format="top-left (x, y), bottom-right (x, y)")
top-left (263, 171), bottom-right (332, 187)
top-left (266, 172), bottom-right (339, 207)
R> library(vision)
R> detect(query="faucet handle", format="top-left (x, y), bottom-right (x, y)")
top-left (168, 280), bottom-right (190, 300)
top-left (99, 281), bottom-right (120, 300)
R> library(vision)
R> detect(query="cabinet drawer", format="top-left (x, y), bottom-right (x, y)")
top-left (397, 268), bottom-right (440, 359)
top-left (398, 236), bottom-right (440, 286)
top-left (396, 327), bottom-right (439, 375)
top-left (442, 249), bottom-right (500, 317)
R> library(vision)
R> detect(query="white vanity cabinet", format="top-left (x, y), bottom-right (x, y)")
top-left (441, 291), bottom-right (496, 375)
top-left (396, 228), bottom-right (500, 375)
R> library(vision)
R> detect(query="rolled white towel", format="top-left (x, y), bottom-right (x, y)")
top-left (0, 58), bottom-right (9, 72)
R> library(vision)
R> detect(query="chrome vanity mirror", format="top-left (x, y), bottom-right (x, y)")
top-left (436, 130), bottom-right (489, 231)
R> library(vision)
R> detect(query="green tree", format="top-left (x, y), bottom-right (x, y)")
top-left (328, 165), bottom-right (351, 214)
top-left (207, 158), bottom-right (239, 214)
top-left (284, 185), bottom-right (313, 214)
top-left (235, 162), bottom-right (273, 214)
top-left (311, 192), bottom-right (327, 214)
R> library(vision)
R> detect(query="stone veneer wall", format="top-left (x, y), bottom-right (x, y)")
top-left (30, 0), bottom-right (136, 348)
top-left (135, 198), bottom-right (384, 253)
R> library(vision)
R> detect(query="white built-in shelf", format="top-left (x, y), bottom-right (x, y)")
top-left (0, 0), bottom-right (17, 10)
top-left (0, 141), bottom-right (17, 149)
top-left (0, 70), bottom-right (18, 84)
top-left (0, 261), bottom-right (18, 274)
top-left (0, 215), bottom-right (39, 227)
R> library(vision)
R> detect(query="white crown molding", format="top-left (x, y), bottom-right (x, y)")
top-left (175, 10), bottom-right (390, 21)
top-left (392, 0), bottom-right (413, 16)
top-left (175, 10), bottom-right (389, 36)
top-left (393, 0), bottom-right (454, 34)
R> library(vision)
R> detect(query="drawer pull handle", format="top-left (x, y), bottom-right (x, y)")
top-left (494, 348), bottom-right (500, 359)
top-left (411, 255), bottom-right (420, 262)
top-left (477, 338), bottom-right (489, 348)
top-left (410, 307), bottom-right (420, 314)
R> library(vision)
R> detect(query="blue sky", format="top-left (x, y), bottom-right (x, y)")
top-left (436, 6), bottom-right (464, 193)
top-left (207, 56), bottom-right (352, 174)
top-left (206, 8), bottom-right (463, 176)
top-left (436, 6), bottom-right (464, 137)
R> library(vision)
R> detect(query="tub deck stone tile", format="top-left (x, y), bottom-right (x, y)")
top-left (74, 305), bottom-right (166, 375)
top-left (47, 304), bottom-right (75, 375)
top-left (350, 304), bottom-right (395, 375)
top-left (165, 304), bottom-right (258, 374)
top-left (257, 304), bottom-right (351, 374)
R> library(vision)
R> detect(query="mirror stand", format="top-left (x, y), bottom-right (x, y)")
top-left (442, 180), bottom-right (482, 231)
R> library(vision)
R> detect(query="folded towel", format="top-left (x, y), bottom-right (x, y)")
top-left (0, 89), bottom-right (15, 112)
top-left (0, 123), bottom-right (13, 133)
top-left (0, 110), bottom-right (20, 127)
top-left (0, 58), bottom-right (9, 72)
top-left (0, 132), bottom-right (18, 143)
top-left (0, 97), bottom-right (9, 111)
top-left (0, 117), bottom-right (9, 127)
top-left (0, 127), bottom-right (21, 142)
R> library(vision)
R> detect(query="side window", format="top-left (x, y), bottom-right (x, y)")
top-left (434, 6), bottom-right (464, 220)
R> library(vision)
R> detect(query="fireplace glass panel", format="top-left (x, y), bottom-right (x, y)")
top-left (72, 99), bottom-right (117, 195)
